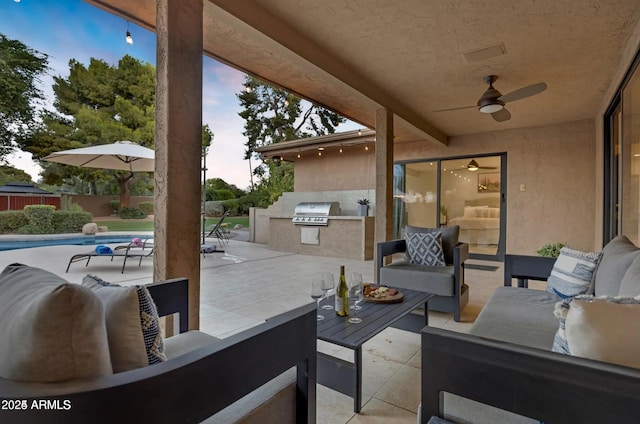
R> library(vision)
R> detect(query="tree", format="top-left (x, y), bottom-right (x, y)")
top-left (205, 177), bottom-right (245, 200)
top-left (24, 55), bottom-right (156, 207)
top-left (237, 75), bottom-right (345, 200)
top-left (0, 165), bottom-right (33, 186)
top-left (25, 55), bottom-right (215, 208)
top-left (0, 33), bottom-right (49, 159)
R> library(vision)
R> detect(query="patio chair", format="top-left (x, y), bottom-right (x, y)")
top-left (66, 242), bottom-right (154, 274)
top-left (204, 211), bottom-right (230, 246)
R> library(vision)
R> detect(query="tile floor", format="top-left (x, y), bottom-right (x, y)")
top-left (1, 233), bottom-right (514, 423)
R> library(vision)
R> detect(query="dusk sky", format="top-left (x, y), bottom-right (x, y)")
top-left (1, 0), bottom-right (357, 190)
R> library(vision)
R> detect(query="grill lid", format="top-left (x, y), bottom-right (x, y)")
top-left (292, 202), bottom-right (340, 225)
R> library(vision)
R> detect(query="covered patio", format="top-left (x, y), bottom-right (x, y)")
top-left (64, 1), bottom-right (640, 421)
top-left (83, 0), bottom-right (640, 329)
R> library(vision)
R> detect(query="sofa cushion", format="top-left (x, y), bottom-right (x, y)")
top-left (553, 295), bottom-right (640, 368)
top-left (616, 250), bottom-right (640, 297)
top-left (380, 260), bottom-right (454, 296)
top-left (470, 287), bottom-right (560, 349)
top-left (407, 231), bottom-right (445, 267)
top-left (406, 225), bottom-right (460, 265)
top-left (0, 263), bottom-right (112, 382)
top-left (546, 247), bottom-right (600, 299)
top-left (592, 235), bottom-right (640, 296)
top-left (164, 330), bottom-right (220, 359)
top-left (82, 275), bottom-right (166, 372)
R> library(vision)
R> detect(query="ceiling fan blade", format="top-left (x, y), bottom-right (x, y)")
top-left (491, 108), bottom-right (511, 122)
top-left (499, 82), bottom-right (547, 103)
top-left (479, 166), bottom-right (498, 170)
top-left (433, 105), bottom-right (476, 113)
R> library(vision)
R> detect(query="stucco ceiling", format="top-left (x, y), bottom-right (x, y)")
top-left (86, 0), bottom-right (640, 144)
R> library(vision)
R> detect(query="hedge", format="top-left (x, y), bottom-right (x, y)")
top-left (138, 202), bottom-right (154, 215)
top-left (120, 207), bottom-right (146, 219)
top-left (0, 211), bottom-right (28, 234)
top-left (222, 199), bottom-right (239, 215)
top-left (52, 211), bottom-right (93, 233)
top-left (22, 205), bottom-right (56, 234)
top-left (0, 209), bottom-right (92, 234)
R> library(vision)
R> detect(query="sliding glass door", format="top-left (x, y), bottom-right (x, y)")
top-left (394, 154), bottom-right (506, 260)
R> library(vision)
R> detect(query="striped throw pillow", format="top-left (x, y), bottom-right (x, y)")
top-left (546, 247), bottom-right (601, 299)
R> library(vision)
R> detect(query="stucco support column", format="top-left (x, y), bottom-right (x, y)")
top-left (155, 0), bottom-right (203, 330)
top-left (374, 108), bottom-right (394, 282)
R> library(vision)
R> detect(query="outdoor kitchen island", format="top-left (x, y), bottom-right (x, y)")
top-left (267, 215), bottom-right (375, 260)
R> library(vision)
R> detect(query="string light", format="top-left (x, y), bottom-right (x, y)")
top-left (297, 153), bottom-right (301, 158)
top-left (246, 85), bottom-right (252, 93)
top-left (318, 151), bottom-right (322, 156)
top-left (358, 129), bottom-right (362, 136)
top-left (339, 147), bottom-right (343, 153)
top-left (364, 145), bottom-right (369, 151)
top-left (125, 21), bottom-right (133, 45)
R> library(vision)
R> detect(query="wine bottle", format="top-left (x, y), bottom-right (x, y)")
top-left (335, 265), bottom-right (349, 316)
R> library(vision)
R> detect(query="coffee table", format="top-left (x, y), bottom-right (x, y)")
top-left (317, 289), bottom-right (434, 413)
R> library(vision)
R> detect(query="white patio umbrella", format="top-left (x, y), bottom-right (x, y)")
top-left (43, 140), bottom-right (154, 172)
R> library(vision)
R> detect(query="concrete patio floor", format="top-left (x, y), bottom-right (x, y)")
top-left (1, 234), bottom-right (511, 423)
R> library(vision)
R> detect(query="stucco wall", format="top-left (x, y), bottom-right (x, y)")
top-left (395, 119), bottom-right (596, 255)
top-left (294, 147), bottom-right (376, 192)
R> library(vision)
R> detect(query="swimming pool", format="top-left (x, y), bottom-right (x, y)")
top-left (0, 235), bottom-right (146, 251)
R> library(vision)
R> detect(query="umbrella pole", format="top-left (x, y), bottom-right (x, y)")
top-left (201, 146), bottom-right (207, 245)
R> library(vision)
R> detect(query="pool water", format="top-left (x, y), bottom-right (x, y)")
top-left (0, 235), bottom-right (145, 251)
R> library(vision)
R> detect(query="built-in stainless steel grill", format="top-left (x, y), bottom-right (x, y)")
top-left (292, 202), bottom-right (341, 225)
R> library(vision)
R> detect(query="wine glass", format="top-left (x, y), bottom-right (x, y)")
top-left (348, 278), bottom-right (363, 324)
top-left (311, 279), bottom-right (325, 321)
top-left (321, 272), bottom-right (335, 310)
top-left (350, 272), bottom-right (363, 310)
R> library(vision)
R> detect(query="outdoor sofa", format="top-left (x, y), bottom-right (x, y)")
top-left (420, 235), bottom-right (640, 423)
top-left (0, 264), bottom-right (317, 423)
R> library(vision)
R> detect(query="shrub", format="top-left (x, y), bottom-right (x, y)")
top-left (138, 201), bottom-right (154, 215)
top-left (0, 211), bottom-right (28, 234)
top-left (205, 201), bottom-right (224, 217)
top-left (108, 200), bottom-right (120, 214)
top-left (536, 242), bottom-right (565, 258)
top-left (22, 205), bottom-right (56, 234)
top-left (61, 197), bottom-right (84, 212)
top-left (52, 211), bottom-right (93, 233)
top-left (119, 207), bottom-right (146, 219)
top-left (222, 199), bottom-right (239, 215)
top-left (213, 189), bottom-right (235, 201)
top-left (237, 191), bottom-right (271, 214)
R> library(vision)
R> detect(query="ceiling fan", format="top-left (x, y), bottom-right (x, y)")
top-left (465, 159), bottom-right (497, 171)
top-left (434, 75), bottom-right (547, 122)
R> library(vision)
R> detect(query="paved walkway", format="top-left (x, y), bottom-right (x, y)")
top-left (0, 234), bottom-right (507, 423)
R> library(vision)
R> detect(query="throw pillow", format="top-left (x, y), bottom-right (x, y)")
top-left (592, 235), bottom-right (640, 296)
top-left (407, 231), bottom-right (446, 267)
top-left (552, 295), bottom-right (640, 368)
top-left (0, 263), bottom-right (112, 382)
top-left (82, 275), bottom-right (166, 373)
top-left (405, 224), bottom-right (459, 264)
top-left (619, 254), bottom-right (640, 297)
top-left (546, 247), bottom-right (601, 299)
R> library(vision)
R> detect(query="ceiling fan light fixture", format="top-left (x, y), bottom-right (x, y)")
top-left (479, 102), bottom-right (504, 113)
top-left (467, 160), bottom-right (479, 171)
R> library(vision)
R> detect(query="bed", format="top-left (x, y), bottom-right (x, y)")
top-left (447, 198), bottom-right (500, 245)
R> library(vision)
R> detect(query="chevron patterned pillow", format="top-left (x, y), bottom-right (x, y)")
top-left (407, 231), bottom-right (446, 267)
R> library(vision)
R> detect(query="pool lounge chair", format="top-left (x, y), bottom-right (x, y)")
top-left (204, 211), bottom-right (230, 247)
top-left (66, 242), bottom-right (154, 274)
